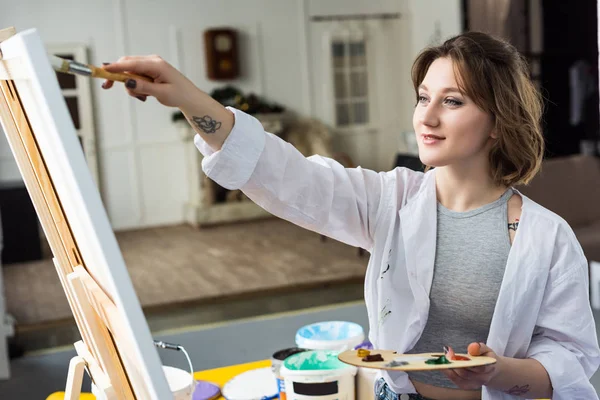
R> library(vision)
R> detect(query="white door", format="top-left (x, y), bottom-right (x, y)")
top-left (47, 44), bottom-right (100, 188)
top-left (307, 15), bottom-right (407, 172)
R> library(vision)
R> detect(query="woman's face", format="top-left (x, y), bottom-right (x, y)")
top-left (413, 57), bottom-right (495, 168)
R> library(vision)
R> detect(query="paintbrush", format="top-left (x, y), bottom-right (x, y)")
top-left (48, 54), bottom-right (152, 83)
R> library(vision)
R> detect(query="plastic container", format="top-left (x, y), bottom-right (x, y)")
top-left (295, 321), bottom-right (365, 351)
top-left (272, 347), bottom-right (310, 400)
top-left (272, 347), bottom-right (310, 376)
top-left (163, 366), bottom-right (196, 400)
top-left (355, 367), bottom-right (378, 400)
top-left (280, 350), bottom-right (357, 400)
top-left (91, 366), bottom-right (195, 400)
top-left (352, 338), bottom-right (377, 400)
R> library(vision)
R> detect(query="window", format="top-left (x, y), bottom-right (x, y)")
top-left (331, 39), bottom-right (370, 127)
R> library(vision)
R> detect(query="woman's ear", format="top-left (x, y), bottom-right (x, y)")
top-left (490, 130), bottom-right (498, 139)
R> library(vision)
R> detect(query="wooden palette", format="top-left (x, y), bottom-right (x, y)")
top-left (338, 349), bottom-right (497, 371)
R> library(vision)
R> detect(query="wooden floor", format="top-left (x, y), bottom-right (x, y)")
top-left (3, 218), bottom-right (368, 328)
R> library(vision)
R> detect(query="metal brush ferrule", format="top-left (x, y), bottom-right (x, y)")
top-left (68, 61), bottom-right (92, 76)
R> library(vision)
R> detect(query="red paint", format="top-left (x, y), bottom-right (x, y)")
top-left (444, 345), bottom-right (471, 361)
top-left (452, 355), bottom-right (471, 361)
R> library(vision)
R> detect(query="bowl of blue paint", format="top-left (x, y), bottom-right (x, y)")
top-left (295, 321), bottom-right (365, 351)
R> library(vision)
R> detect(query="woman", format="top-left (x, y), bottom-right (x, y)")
top-left (102, 32), bottom-right (600, 399)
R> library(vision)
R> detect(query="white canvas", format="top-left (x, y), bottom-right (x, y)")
top-left (0, 28), bottom-right (171, 398)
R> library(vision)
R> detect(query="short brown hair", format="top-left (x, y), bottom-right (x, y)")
top-left (411, 31), bottom-right (544, 186)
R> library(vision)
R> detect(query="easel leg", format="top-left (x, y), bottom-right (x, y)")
top-left (73, 340), bottom-right (117, 400)
top-left (64, 356), bottom-right (86, 400)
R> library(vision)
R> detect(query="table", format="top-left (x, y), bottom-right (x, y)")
top-left (45, 359), bottom-right (271, 400)
top-left (46, 359), bottom-right (551, 400)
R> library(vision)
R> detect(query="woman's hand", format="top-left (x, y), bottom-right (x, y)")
top-left (101, 55), bottom-right (200, 108)
top-left (442, 342), bottom-right (552, 397)
top-left (101, 55), bottom-right (234, 150)
top-left (442, 342), bottom-right (502, 390)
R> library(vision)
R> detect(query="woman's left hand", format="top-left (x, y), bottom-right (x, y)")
top-left (442, 342), bottom-right (503, 390)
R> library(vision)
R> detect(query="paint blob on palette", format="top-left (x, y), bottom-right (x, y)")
top-left (337, 349), bottom-right (497, 371)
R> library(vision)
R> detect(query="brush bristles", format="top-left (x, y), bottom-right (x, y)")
top-left (60, 59), bottom-right (70, 72)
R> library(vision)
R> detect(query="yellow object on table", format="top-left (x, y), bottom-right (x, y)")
top-left (46, 359), bottom-right (272, 400)
top-left (45, 393), bottom-right (96, 400)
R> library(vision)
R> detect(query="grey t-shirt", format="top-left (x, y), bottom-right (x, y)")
top-left (406, 189), bottom-right (513, 388)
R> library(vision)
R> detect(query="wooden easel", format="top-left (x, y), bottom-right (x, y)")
top-left (60, 264), bottom-right (128, 400)
top-left (0, 27), bottom-right (146, 399)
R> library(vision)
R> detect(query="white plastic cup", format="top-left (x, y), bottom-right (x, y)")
top-left (295, 321), bottom-right (365, 351)
top-left (91, 366), bottom-right (195, 400)
top-left (163, 366), bottom-right (195, 400)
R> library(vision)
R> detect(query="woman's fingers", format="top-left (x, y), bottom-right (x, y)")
top-left (126, 88), bottom-right (146, 102)
top-left (100, 63), bottom-right (115, 90)
top-left (465, 365), bottom-right (494, 374)
top-left (100, 55), bottom-right (194, 107)
top-left (442, 369), bottom-right (482, 390)
top-left (101, 79), bottom-right (114, 90)
top-left (442, 369), bottom-right (470, 385)
top-left (103, 55), bottom-right (166, 80)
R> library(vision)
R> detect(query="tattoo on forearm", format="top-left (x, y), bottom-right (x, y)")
top-left (505, 384), bottom-right (530, 395)
top-left (191, 115), bottom-right (221, 134)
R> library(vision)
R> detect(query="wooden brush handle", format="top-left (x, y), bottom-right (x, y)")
top-left (90, 66), bottom-right (153, 83)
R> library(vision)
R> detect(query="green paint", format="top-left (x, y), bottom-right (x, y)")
top-left (425, 355), bottom-right (451, 365)
top-left (283, 350), bottom-right (348, 371)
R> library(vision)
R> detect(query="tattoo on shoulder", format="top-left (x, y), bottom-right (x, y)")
top-left (508, 218), bottom-right (520, 231)
top-left (191, 115), bottom-right (221, 134)
top-left (505, 384), bottom-right (530, 395)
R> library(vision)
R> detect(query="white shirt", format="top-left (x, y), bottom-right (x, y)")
top-left (196, 108), bottom-right (600, 400)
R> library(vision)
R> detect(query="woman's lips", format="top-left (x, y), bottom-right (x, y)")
top-left (422, 134), bottom-right (446, 144)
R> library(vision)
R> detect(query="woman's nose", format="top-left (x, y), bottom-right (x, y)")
top-left (419, 104), bottom-right (440, 127)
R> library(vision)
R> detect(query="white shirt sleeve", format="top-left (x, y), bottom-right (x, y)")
top-left (525, 229), bottom-right (600, 399)
top-left (195, 107), bottom-right (411, 250)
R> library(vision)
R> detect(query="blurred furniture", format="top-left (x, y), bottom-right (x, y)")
top-left (0, 181), bottom-right (42, 264)
top-left (280, 118), bottom-right (365, 257)
top-left (394, 153), bottom-right (424, 172)
top-left (517, 154), bottom-right (600, 263)
top-left (0, 182), bottom-right (35, 379)
top-left (0, 205), bottom-right (10, 379)
top-left (177, 115), bottom-right (285, 228)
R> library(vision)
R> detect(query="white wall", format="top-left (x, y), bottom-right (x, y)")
top-left (0, 0), bottom-right (462, 230)
top-left (408, 0), bottom-right (462, 57)
top-left (1, 0), bottom-right (309, 230)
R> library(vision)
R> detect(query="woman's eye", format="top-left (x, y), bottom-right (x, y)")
top-left (418, 95), bottom-right (428, 103)
top-left (445, 98), bottom-right (463, 106)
